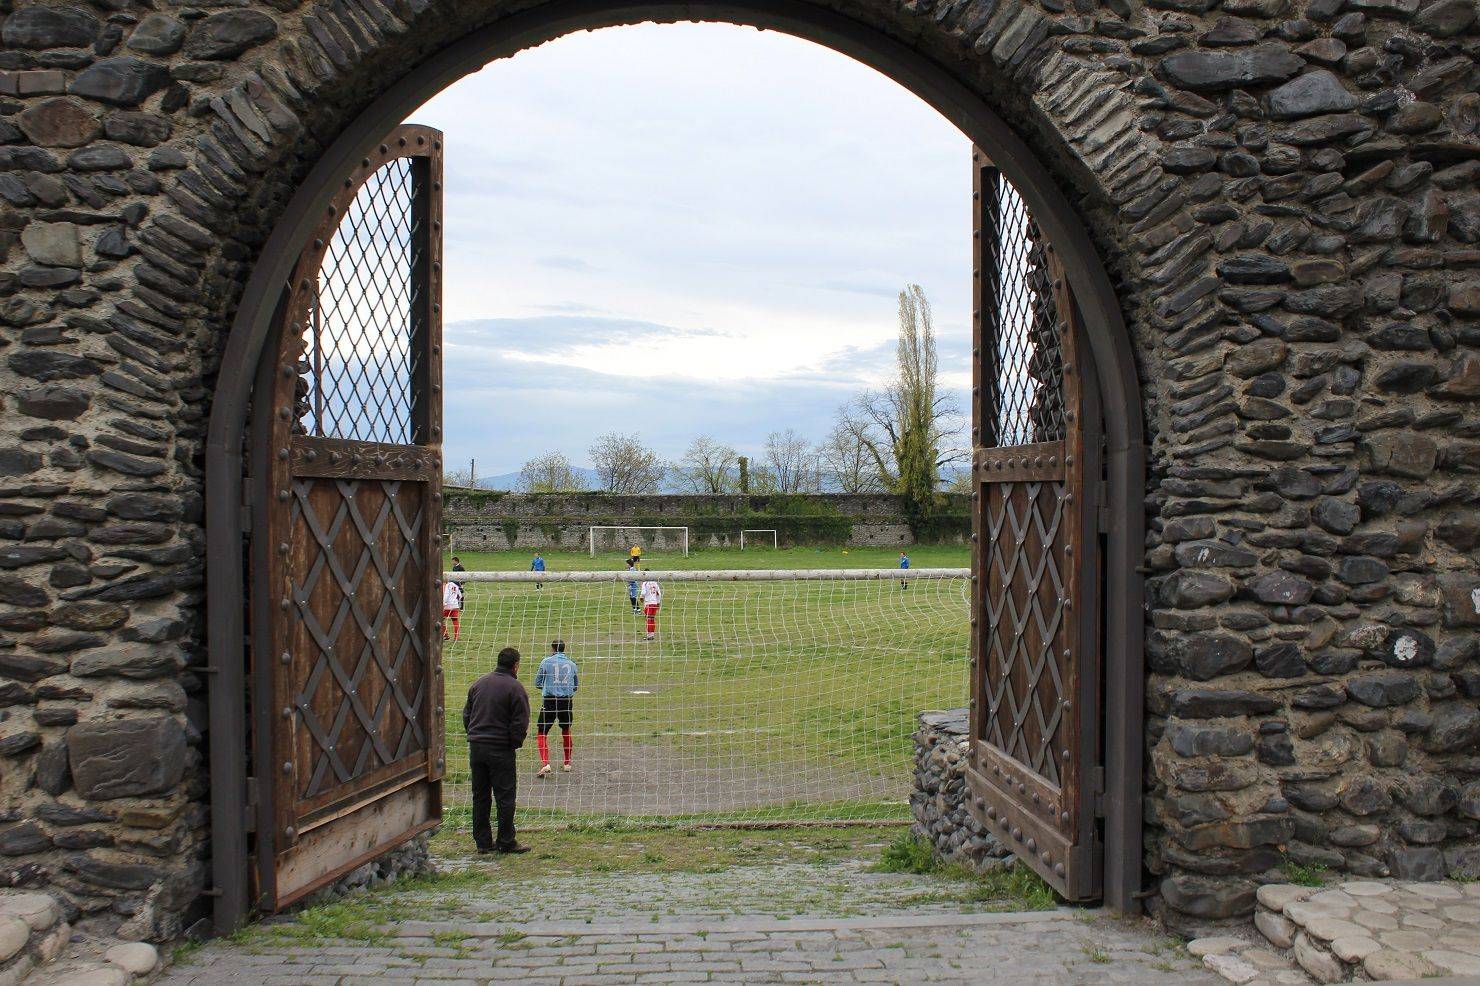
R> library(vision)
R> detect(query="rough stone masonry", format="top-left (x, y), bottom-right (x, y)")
top-left (0, 0), bottom-right (1475, 950)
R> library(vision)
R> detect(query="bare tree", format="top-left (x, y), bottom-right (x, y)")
top-left (817, 413), bottom-right (886, 494)
top-left (444, 466), bottom-right (474, 488)
top-left (764, 428), bottom-right (821, 494)
top-left (853, 285), bottom-right (966, 512)
top-left (589, 432), bottom-right (663, 494)
top-left (674, 435), bottom-right (738, 493)
top-left (945, 467), bottom-right (974, 495)
top-left (745, 463), bottom-right (779, 494)
top-left (517, 452), bottom-right (581, 493)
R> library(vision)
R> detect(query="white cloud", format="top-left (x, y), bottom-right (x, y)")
top-left (406, 22), bottom-right (970, 473)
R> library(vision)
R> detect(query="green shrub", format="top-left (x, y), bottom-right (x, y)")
top-left (875, 831), bottom-right (940, 874)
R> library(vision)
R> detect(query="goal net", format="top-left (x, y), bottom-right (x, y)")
top-left (588, 525), bottom-right (690, 557)
top-left (442, 568), bottom-right (968, 826)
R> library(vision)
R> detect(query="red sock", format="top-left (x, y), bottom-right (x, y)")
top-left (646, 614), bottom-right (656, 634)
top-left (562, 731), bottom-right (573, 765)
top-left (537, 734), bottom-right (549, 766)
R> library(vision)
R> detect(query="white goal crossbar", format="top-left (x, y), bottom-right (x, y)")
top-left (739, 528), bottom-right (778, 550)
top-left (587, 525), bottom-right (690, 557)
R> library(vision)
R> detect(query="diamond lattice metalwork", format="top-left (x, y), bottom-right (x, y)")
top-left (300, 158), bottom-right (424, 444)
top-left (982, 479), bottom-right (1069, 785)
top-left (983, 174), bottom-right (1066, 448)
top-left (289, 477), bottom-right (429, 799)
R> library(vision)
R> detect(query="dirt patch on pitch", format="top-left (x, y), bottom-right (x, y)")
top-left (446, 740), bottom-right (899, 815)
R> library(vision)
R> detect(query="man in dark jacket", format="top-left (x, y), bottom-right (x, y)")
top-left (462, 646), bottom-right (531, 854)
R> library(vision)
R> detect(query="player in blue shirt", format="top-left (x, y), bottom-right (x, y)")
top-left (534, 639), bottom-right (578, 776)
top-left (625, 556), bottom-right (640, 613)
top-left (531, 552), bottom-right (545, 590)
top-left (899, 550), bottom-right (910, 590)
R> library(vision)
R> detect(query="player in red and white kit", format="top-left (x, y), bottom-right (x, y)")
top-left (640, 577), bottom-right (661, 641)
top-left (442, 578), bottom-right (464, 642)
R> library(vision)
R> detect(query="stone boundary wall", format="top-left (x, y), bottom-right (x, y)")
top-left (910, 710), bottom-right (1010, 872)
top-left (442, 492), bottom-right (972, 551)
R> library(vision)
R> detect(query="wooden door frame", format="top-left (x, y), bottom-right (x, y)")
top-left (204, 0), bottom-right (1146, 934)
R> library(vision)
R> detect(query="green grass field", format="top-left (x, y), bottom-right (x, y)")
top-left (440, 547), bottom-right (970, 826)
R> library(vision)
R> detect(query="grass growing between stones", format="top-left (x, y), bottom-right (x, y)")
top-left (872, 831), bottom-right (1059, 911)
top-left (1282, 857), bottom-right (1331, 887)
top-left (204, 824), bottom-right (1075, 965)
top-left (875, 829), bottom-right (941, 873)
top-left (225, 868), bottom-right (511, 948)
top-left (168, 937), bottom-right (205, 966)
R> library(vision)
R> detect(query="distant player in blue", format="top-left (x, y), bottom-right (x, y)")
top-left (899, 550), bottom-right (910, 590)
top-left (531, 552), bottom-right (545, 590)
top-left (625, 556), bottom-right (640, 613)
top-left (534, 639), bottom-right (578, 776)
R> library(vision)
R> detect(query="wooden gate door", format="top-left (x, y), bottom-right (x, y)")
top-left (967, 149), bottom-right (1103, 901)
top-left (248, 125), bottom-right (445, 910)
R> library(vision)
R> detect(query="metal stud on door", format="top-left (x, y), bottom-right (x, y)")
top-left (249, 125), bottom-right (445, 911)
top-left (967, 149), bottom-right (1103, 901)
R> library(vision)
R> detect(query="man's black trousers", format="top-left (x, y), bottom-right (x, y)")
top-left (469, 742), bottom-right (518, 851)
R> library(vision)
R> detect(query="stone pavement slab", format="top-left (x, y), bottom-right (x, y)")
top-left (161, 909), bottom-right (1214, 985)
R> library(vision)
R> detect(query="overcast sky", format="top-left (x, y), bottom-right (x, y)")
top-left (405, 22), bottom-right (970, 479)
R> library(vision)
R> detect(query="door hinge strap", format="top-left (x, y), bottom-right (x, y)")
top-left (244, 778), bottom-right (258, 832)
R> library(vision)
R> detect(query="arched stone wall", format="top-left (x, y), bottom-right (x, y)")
top-left (0, 0), bottom-right (1475, 944)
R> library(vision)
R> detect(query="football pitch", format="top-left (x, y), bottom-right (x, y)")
top-left (440, 546), bottom-right (970, 826)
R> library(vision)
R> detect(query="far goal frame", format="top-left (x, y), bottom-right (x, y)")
top-left (588, 525), bottom-right (690, 557)
top-left (740, 529), bottom-right (778, 550)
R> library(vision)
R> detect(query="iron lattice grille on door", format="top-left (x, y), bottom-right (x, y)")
top-left (980, 171), bottom-right (1067, 450)
top-left (979, 171), bottom-right (1077, 791)
top-left (298, 157), bottom-right (425, 444)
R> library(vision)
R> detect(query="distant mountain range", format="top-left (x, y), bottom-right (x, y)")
top-left (466, 467), bottom-right (601, 491)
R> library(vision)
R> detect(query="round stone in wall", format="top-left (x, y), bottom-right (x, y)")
top-left (15, 98), bottom-right (99, 148)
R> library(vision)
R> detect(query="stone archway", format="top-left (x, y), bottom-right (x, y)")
top-left (200, 0), bottom-right (1151, 931)
top-left (0, 0), bottom-right (1472, 950)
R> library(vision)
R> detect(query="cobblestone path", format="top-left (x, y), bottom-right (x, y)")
top-left (161, 844), bottom-right (1215, 985)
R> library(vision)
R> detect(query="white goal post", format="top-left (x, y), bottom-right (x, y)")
top-left (739, 529), bottom-right (778, 550)
top-left (588, 525), bottom-right (690, 557)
